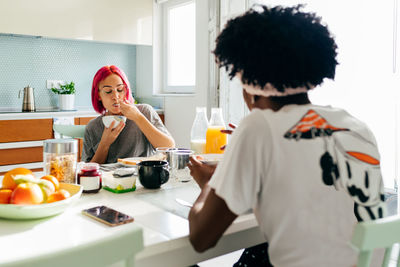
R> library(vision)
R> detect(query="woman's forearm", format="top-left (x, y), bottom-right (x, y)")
top-left (90, 141), bottom-right (111, 164)
top-left (189, 185), bottom-right (238, 252)
top-left (133, 113), bottom-right (175, 148)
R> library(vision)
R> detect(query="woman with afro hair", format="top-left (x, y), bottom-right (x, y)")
top-left (187, 5), bottom-right (385, 267)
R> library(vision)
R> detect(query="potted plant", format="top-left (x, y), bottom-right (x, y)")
top-left (51, 81), bottom-right (76, 111)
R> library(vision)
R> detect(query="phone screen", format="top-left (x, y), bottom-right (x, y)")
top-left (82, 206), bottom-right (134, 226)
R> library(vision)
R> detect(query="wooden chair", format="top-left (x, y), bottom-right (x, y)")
top-left (351, 215), bottom-right (400, 267)
top-left (53, 124), bottom-right (86, 139)
top-left (8, 225), bottom-right (144, 267)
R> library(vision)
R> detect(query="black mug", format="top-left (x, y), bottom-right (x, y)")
top-left (138, 160), bottom-right (169, 189)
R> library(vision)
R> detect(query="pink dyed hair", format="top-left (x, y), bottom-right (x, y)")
top-left (91, 65), bottom-right (134, 114)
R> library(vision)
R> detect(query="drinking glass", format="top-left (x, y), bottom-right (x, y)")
top-left (170, 149), bottom-right (193, 182)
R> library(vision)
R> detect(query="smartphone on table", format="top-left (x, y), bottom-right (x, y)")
top-left (82, 205), bottom-right (134, 227)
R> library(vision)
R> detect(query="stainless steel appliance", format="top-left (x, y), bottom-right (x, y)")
top-left (19, 85), bottom-right (36, 112)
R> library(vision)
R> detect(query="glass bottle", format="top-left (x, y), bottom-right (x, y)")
top-left (190, 107), bottom-right (209, 154)
top-left (77, 163), bottom-right (102, 193)
top-left (206, 107), bottom-right (227, 154)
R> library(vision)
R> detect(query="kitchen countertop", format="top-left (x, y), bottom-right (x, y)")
top-left (0, 107), bottom-right (164, 120)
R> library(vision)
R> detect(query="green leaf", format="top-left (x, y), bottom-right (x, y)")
top-left (51, 81), bottom-right (75, 94)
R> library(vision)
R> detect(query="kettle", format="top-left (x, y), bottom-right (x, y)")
top-left (18, 85), bottom-right (36, 112)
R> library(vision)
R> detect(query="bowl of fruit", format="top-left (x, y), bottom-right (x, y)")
top-left (0, 168), bottom-right (82, 219)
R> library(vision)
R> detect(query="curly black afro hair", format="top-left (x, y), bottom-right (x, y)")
top-left (213, 5), bottom-right (338, 92)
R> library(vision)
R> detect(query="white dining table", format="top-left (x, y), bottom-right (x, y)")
top-left (0, 175), bottom-right (265, 267)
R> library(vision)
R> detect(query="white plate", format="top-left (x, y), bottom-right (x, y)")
top-left (196, 154), bottom-right (224, 166)
top-left (0, 183), bottom-right (83, 220)
top-left (117, 157), bottom-right (144, 167)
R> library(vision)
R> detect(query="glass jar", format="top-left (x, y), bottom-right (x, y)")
top-left (190, 107), bottom-right (209, 154)
top-left (77, 163), bottom-right (102, 193)
top-left (43, 139), bottom-right (78, 184)
top-left (206, 107), bottom-right (227, 154)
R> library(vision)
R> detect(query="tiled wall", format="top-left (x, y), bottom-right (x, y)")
top-left (0, 33), bottom-right (137, 110)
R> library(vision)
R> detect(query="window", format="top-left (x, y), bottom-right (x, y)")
top-left (154, 0), bottom-right (196, 94)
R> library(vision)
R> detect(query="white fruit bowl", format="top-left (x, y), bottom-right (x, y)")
top-left (0, 183), bottom-right (82, 220)
top-left (102, 115), bottom-right (126, 129)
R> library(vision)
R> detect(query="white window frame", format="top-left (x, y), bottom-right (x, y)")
top-left (153, 0), bottom-right (196, 95)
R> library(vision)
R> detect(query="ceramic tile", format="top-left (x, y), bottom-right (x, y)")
top-left (0, 33), bottom-right (136, 109)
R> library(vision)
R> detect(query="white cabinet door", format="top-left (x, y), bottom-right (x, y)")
top-left (0, 0), bottom-right (152, 45)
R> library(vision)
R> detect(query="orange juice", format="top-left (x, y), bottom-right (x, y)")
top-left (206, 126), bottom-right (227, 154)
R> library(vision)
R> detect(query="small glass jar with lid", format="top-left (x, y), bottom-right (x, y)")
top-left (77, 163), bottom-right (102, 193)
top-left (43, 139), bottom-right (78, 184)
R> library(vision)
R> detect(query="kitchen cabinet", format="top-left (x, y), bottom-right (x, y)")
top-left (0, 111), bottom-right (165, 175)
top-left (0, 119), bottom-right (53, 175)
top-left (0, 0), bottom-right (152, 45)
top-left (0, 113), bottom-right (96, 175)
top-left (0, 119), bottom-right (53, 143)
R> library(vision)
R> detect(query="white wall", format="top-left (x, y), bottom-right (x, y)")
top-left (136, 45), bottom-right (164, 108)
top-left (136, 0), bottom-right (209, 148)
top-left (164, 0), bottom-right (209, 148)
top-left (136, 45), bottom-right (153, 96)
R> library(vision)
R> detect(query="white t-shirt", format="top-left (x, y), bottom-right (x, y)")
top-left (209, 104), bottom-right (386, 267)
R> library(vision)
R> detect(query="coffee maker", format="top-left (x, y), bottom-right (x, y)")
top-left (19, 85), bottom-right (36, 112)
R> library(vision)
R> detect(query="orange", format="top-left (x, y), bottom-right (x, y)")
top-left (0, 189), bottom-right (12, 204)
top-left (10, 183), bottom-right (44, 205)
top-left (2, 168), bottom-right (34, 190)
top-left (47, 189), bottom-right (70, 203)
top-left (40, 175), bottom-right (60, 191)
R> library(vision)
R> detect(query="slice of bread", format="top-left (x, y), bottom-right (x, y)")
top-left (117, 158), bottom-right (142, 166)
top-left (117, 154), bottom-right (166, 166)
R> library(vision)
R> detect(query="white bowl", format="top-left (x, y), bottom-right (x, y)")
top-left (102, 115), bottom-right (126, 128)
top-left (0, 183), bottom-right (83, 220)
top-left (196, 153), bottom-right (224, 166)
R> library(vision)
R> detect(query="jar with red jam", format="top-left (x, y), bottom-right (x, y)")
top-left (77, 163), bottom-right (102, 193)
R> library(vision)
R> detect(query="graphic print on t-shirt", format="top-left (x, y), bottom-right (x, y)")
top-left (284, 109), bottom-right (385, 222)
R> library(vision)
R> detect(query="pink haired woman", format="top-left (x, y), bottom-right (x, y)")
top-left (82, 65), bottom-right (175, 164)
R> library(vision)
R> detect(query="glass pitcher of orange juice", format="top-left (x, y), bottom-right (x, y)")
top-left (206, 108), bottom-right (227, 154)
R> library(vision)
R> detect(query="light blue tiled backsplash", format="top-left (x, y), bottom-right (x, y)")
top-left (0, 33), bottom-right (137, 110)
